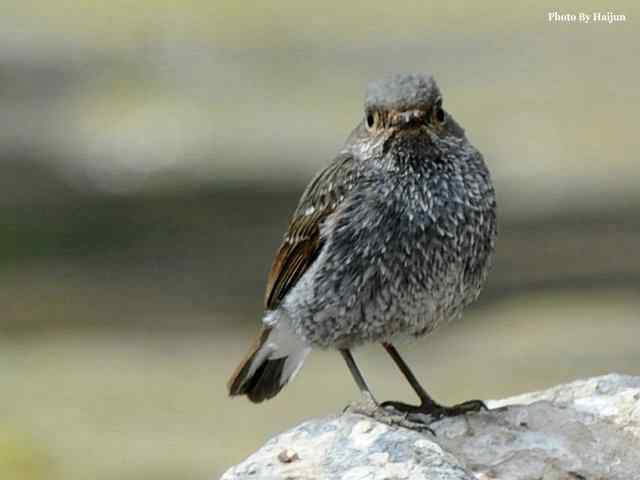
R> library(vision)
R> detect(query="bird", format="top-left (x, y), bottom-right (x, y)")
top-left (227, 72), bottom-right (497, 420)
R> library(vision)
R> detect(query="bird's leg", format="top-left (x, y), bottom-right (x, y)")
top-left (341, 348), bottom-right (436, 433)
top-left (380, 342), bottom-right (487, 421)
top-left (340, 349), bottom-right (377, 404)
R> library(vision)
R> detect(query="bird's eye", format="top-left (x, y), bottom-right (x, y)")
top-left (433, 99), bottom-right (445, 124)
top-left (365, 111), bottom-right (377, 130)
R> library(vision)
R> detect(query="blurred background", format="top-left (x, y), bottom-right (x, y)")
top-left (1, 1), bottom-right (639, 479)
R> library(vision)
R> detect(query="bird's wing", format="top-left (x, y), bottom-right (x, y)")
top-left (265, 152), bottom-right (357, 310)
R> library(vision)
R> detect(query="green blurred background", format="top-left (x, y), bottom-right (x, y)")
top-left (1, 1), bottom-right (639, 479)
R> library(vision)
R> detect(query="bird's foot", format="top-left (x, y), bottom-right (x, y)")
top-left (344, 395), bottom-right (436, 435)
top-left (380, 398), bottom-right (488, 424)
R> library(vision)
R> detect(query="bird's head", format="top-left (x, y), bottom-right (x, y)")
top-left (346, 73), bottom-right (463, 164)
top-left (364, 72), bottom-right (444, 135)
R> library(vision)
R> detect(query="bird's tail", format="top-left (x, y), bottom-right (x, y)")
top-left (227, 322), bottom-right (310, 403)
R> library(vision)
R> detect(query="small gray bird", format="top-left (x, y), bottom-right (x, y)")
top-left (228, 73), bottom-right (497, 419)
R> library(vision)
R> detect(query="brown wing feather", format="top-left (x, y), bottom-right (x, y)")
top-left (264, 153), bottom-right (356, 310)
top-left (265, 214), bottom-right (323, 309)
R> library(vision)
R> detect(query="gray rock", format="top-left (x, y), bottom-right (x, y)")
top-left (221, 374), bottom-right (640, 480)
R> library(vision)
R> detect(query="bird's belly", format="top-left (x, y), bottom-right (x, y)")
top-left (288, 242), bottom-right (474, 350)
top-left (283, 193), bottom-right (495, 349)
top-left (353, 262), bottom-right (469, 345)
top-left (304, 279), bottom-right (465, 349)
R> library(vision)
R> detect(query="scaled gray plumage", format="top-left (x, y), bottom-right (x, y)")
top-left (229, 72), bottom-right (497, 410)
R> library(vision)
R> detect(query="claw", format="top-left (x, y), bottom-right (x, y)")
top-left (446, 399), bottom-right (488, 415)
top-left (346, 399), bottom-right (436, 435)
top-left (380, 400), bottom-right (425, 414)
top-left (381, 398), bottom-right (488, 422)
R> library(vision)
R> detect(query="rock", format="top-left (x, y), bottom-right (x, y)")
top-left (221, 374), bottom-right (640, 480)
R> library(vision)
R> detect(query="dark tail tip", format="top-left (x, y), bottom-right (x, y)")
top-left (228, 356), bottom-right (287, 403)
top-left (246, 357), bottom-right (287, 403)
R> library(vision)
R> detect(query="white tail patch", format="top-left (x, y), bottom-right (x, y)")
top-left (249, 314), bottom-right (310, 388)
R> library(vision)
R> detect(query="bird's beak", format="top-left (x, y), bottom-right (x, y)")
top-left (389, 109), bottom-right (427, 129)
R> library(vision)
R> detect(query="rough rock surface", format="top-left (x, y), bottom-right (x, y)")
top-left (221, 374), bottom-right (640, 480)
